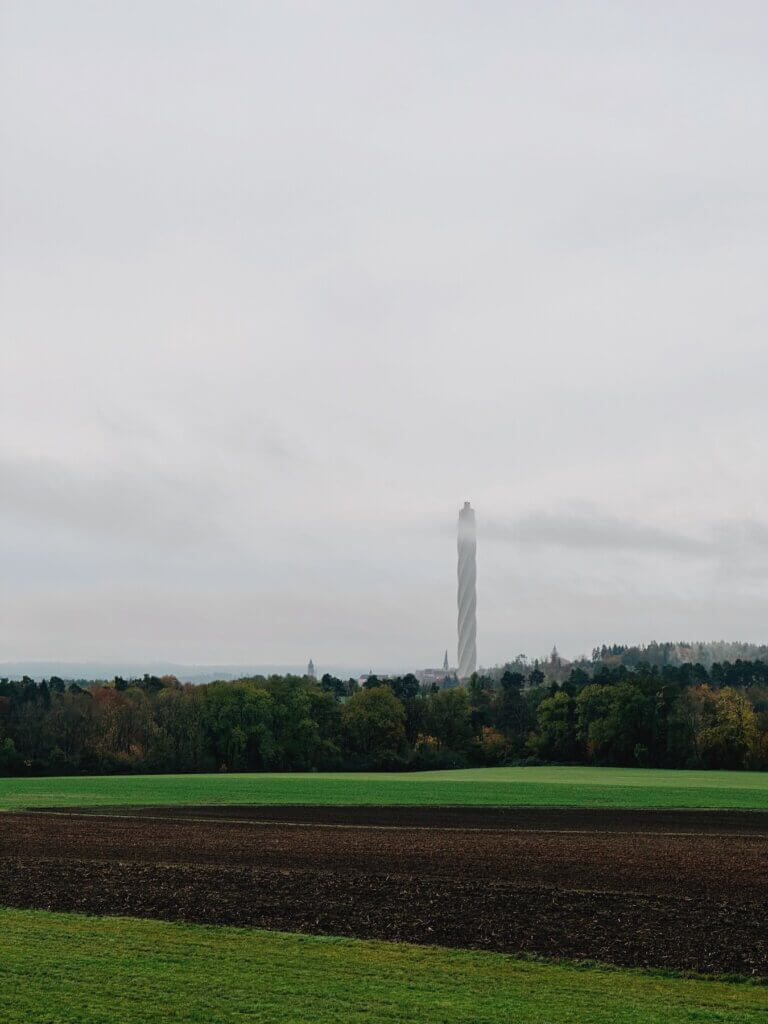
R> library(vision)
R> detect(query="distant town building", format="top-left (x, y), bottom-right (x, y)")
top-left (414, 652), bottom-right (456, 688)
top-left (416, 668), bottom-right (453, 687)
top-left (307, 659), bottom-right (316, 678)
top-left (357, 670), bottom-right (381, 686)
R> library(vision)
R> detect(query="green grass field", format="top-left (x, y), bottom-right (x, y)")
top-left (0, 909), bottom-right (764, 1024)
top-left (0, 766), bottom-right (766, 812)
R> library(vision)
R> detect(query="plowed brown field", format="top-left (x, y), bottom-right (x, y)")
top-left (70, 803), bottom-right (768, 834)
top-left (1, 806), bottom-right (765, 976)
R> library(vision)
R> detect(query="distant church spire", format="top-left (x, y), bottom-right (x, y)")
top-left (443, 649), bottom-right (449, 672)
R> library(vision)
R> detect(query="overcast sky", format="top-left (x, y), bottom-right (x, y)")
top-left (2, 1), bottom-right (767, 671)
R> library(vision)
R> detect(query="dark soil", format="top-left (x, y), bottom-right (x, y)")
top-left (4, 811), bottom-right (767, 896)
top-left (1, 809), bottom-right (765, 976)
top-left (67, 803), bottom-right (768, 835)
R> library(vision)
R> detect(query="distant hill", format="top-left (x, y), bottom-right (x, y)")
top-left (591, 641), bottom-right (768, 669)
top-left (0, 662), bottom-right (365, 684)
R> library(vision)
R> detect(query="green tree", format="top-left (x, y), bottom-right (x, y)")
top-left (0, 737), bottom-right (17, 773)
top-left (203, 683), bottom-right (276, 771)
top-left (495, 671), bottom-right (533, 753)
top-left (467, 675), bottom-right (493, 735)
top-left (575, 683), bottom-right (651, 765)
top-left (341, 686), bottom-right (406, 760)
top-left (423, 689), bottom-right (473, 752)
top-left (530, 691), bottom-right (578, 761)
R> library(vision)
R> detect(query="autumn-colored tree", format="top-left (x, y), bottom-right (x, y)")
top-left (698, 687), bottom-right (761, 769)
top-left (477, 726), bottom-right (508, 764)
top-left (0, 658), bottom-right (766, 775)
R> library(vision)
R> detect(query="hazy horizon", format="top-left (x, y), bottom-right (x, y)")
top-left (5, 633), bottom-right (768, 685)
top-left (2, 2), bottom-right (767, 667)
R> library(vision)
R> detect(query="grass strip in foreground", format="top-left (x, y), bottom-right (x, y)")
top-left (1, 766), bottom-right (768, 812)
top-left (0, 908), bottom-right (764, 1024)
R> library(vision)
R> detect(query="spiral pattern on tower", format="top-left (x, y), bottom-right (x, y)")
top-left (457, 501), bottom-right (477, 679)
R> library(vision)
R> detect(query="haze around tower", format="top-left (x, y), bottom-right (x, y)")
top-left (457, 502), bottom-right (477, 679)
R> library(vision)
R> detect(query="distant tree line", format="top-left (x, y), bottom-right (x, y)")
top-left (0, 659), bottom-right (766, 775)
top-left (590, 640), bottom-right (768, 670)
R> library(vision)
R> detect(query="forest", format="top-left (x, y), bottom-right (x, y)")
top-left (0, 658), bottom-right (766, 776)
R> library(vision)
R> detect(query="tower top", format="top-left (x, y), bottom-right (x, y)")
top-left (458, 501), bottom-right (476, 529)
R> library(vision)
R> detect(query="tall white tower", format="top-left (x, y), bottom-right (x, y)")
top-left (457, 501), bottom-right (477, 678)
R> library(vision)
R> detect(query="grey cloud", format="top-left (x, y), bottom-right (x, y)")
top-left (2, 2), bottom-right (768, 664)
top-left (92, 404), bottom-right (307, 469)
top-left (0, 456), bottom-right (223, 548)
top-left (714, 520), bottom-right (768, 551)
top-left (484, 513), bottom-right (768, 573)
top-left (710, 521), bottom-right (768, 581)
top-left (483, 513), bottom-right (712, 557)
